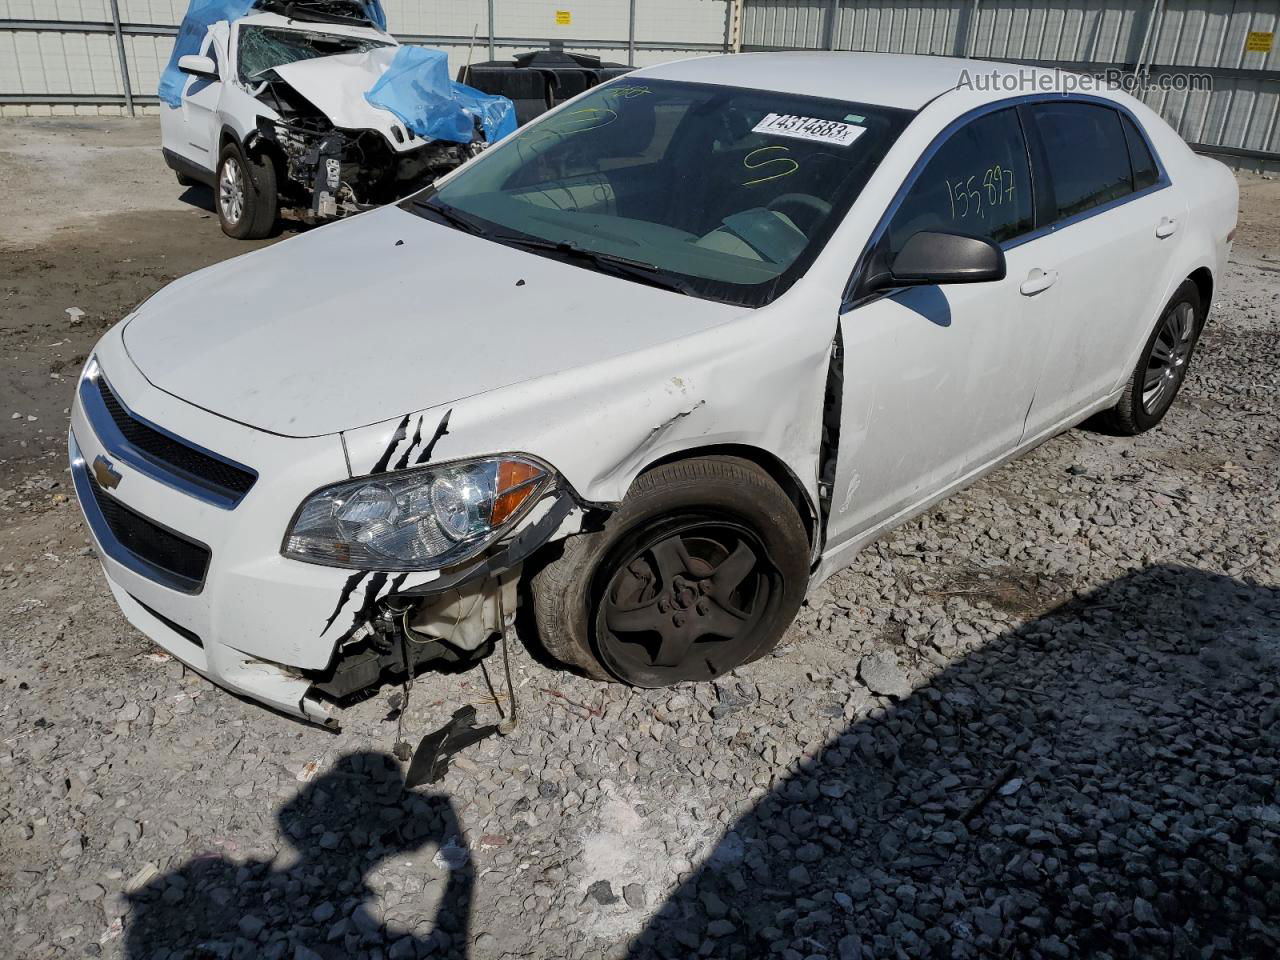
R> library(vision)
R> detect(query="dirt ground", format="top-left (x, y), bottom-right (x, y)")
top-left (0, 118), bottom-right (1277, 960)
top-left (0, 118), bottom-right (292, 491)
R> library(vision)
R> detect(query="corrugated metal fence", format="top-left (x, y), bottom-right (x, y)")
top-left (0, 0), bottom-right (732, 115)
top-left (1, 1), bottom-right (1276, 165)
top-left (741, 0), bottom-right (1279, 166)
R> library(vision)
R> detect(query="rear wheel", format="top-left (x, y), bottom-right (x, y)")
top-left (530, 456), bottom-right (810, 686)
top-left (216, 142), bottom-right (277, 240)
top-left (1102, 279), bottom-right (1203, 435)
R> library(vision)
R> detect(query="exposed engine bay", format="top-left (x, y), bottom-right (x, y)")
top-left (242, 26), bottom-right (483, 220)
top-left (251, 77), bottom-right (480, 220)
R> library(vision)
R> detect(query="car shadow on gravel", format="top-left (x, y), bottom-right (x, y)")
top-left (630, 564), bottom-right (1280, 959)
top-left (124, 751), bottom-right (473, 960)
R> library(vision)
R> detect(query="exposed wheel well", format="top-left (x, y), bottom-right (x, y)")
top-left (1188, 267), bottom-right (1213, 320)
top-left (639, 444), bottom-right (818, 552)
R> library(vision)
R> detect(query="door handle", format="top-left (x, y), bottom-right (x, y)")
top-left (1155, 217), bottom-right (1179, 238)
top-left (1019, 268), bottom-right (1058, 296)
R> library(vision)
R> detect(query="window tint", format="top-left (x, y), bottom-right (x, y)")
top-left (1031, 103), bottom-right (1133, 220)
top-left (887, 107), bottom-right (1033, 254)
top-left (1121, 114), bottom-right (1160, 191)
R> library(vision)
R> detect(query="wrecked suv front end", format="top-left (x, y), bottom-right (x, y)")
top-left (159, 5), bottom-right (514, 235)
top-left (244, 34), bottom-right (504, 222)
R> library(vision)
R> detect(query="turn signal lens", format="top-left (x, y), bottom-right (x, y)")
top-left (491, 460), bottom-right (546, 527)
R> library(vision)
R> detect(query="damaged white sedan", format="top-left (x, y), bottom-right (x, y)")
top-left (159, 0), bottom-right (514, 239)
top-left (73, 53), bottom-right (1237, 726)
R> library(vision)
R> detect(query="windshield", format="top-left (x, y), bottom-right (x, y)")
top-left (237, 25), bottom-right (391, 82)
top-left (417, 78), bottom-right (911, 307)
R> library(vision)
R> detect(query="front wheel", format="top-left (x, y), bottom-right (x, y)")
top-left (216, 143), bottom-right (277, 240)
top-left (1101, 279), bottom-right (1204, 435)
top-left (530, 456), bottom-right (810, 686)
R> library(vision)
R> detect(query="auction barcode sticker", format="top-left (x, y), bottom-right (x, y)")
top-left (752, 113), bottom-right (866, 146)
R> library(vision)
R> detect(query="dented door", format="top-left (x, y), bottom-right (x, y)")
top-left (825, 250), bottom-right (1042, 552)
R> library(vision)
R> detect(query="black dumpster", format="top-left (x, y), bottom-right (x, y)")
top-left (459, 46), bottom-right (633, 126)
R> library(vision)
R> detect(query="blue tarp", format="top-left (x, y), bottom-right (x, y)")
top-left (158, 1), bottom-right (388, 107)
top-left (158, 0), bottom-right (254, 107)
top-left (365, 46), bottom-right (517, 145)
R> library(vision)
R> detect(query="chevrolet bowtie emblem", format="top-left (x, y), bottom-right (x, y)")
top-left (92, 455), bottom-right (122, 491)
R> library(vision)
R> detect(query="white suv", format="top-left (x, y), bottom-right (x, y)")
top-left (161, 7), bottom-right (481, 238)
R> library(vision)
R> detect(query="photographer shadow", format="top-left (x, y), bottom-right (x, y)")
top-left (630, 564), bottom-right (1280, 958)
top-left (125, 751), bottom-right (471, 960)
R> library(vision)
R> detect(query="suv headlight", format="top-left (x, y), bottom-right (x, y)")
top-left (283, 456), bottom-right (552, 571)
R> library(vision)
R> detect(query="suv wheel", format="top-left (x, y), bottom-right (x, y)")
top-left (531, 456), bottom-right (810, 686)
top-left (216, 142), bottom-right (277, 240)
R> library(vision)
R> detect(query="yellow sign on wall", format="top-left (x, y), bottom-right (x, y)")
top-left (555, 10), bottom-right (572, 26)
top-left (1245, 31), bottom-right (1274, 53)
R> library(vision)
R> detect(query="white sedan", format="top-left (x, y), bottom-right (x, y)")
top-left (71, 52), bottom-right (1237, 724)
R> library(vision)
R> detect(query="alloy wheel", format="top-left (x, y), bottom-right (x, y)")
top-left (594, 519), bottom-right (777, 685)
top-left (219, 157), bottom-right (245, 226)
top-left (1142, 301), bottom-right (1196, 414)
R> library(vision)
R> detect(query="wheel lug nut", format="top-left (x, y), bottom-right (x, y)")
top-left (657, 597), bottom-right (670, 613)
top-left (698, 580), bottom-right (712, 594)
top-left (673, 613), bottom-right (686, 627)
top-left (696, 600), bottom-right (709, 616)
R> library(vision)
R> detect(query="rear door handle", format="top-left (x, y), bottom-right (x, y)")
top-left (1156, 217), bottom-right (1179, 238)
top-left (1019, 268), bottom-right (1058, 296)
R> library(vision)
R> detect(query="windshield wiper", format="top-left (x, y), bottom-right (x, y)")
top-left (489, 234), bottom-right (696, 297)
top-left (409, 199), bottom-right (488, 237)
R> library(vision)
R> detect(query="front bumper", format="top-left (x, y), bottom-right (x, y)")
top-left (66, 334), bottom-right (438, 725)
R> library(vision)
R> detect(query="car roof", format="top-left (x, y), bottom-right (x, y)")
top-left (235, 11), bottom-right (394, 42)
top-left (634, 52), bottom-right (1064, 112)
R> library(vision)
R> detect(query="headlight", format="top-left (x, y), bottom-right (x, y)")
top-left (282, 456), bottom-right (552, 570)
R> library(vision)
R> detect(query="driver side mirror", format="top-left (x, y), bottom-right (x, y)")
top-left (872, 230), bottom-right (1006, 289)
top-left (178, 54), bottom-right (218, 79)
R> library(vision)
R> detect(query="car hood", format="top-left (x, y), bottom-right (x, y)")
top-left (271, 47), bottom-right (401, 134)
top-left (121, 206), bottom-right (742, 438)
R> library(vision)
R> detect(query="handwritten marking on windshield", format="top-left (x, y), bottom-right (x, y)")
top-left (743, 146), bottom-right (799, 186)
top-left (605, 85), bottom-right (652, 100)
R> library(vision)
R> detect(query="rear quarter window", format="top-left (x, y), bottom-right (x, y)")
top-left (1121, 114), bottom-right (1160, 191)
top-left (1031, 102), bottom-right (1133, 221)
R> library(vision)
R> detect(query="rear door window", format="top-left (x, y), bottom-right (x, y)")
top-left (1030, 102), bottom-right (1133, 221)
top-left (1121, 114), bottom-right (1160, 191)
top-left (886, 107), bottom-right (1034, 254)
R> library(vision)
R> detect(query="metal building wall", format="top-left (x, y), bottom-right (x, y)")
top-left (740, 0), bottom-right (1279, 166)
top-left (0, 0), bottom-right (731, 116)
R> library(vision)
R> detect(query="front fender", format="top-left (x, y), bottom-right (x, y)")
top-left (339, 299), bottom-right (835, 514)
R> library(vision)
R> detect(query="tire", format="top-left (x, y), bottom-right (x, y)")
top-left (530, 456), bottom-right (810, 687)
top-left (216, 142), bottom-right (277, 240)
top-left (1101, 279), bottom-right (1204, 435)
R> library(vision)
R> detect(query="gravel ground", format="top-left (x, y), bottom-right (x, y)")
top-left (0, 120), bottom-right (1278, 960)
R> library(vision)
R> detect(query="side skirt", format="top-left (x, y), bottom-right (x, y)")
top-left (162, 148), bottom-right (216, 187)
